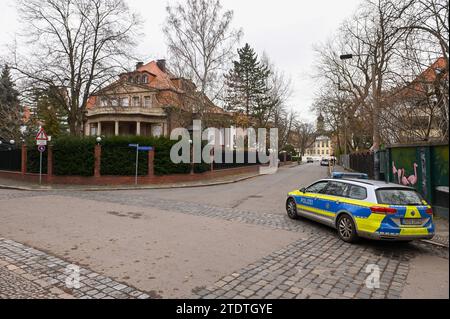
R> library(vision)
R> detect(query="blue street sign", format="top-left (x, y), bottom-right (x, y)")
top-left (128, 144), bottom-right (154, 186)
top-left (129, 144), bottom-right (153, 152)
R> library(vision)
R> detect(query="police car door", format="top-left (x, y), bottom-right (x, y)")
top-left (318, 181), bottom-right (350, 218)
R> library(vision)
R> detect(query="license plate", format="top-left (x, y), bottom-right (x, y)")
top-left (401, 218), bottom-right (423, 226)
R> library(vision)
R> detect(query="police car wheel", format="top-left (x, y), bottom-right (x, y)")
top-left (337, 214), bottom-right (358, 243)
top-left (286, 198), bottom-right (299, 220)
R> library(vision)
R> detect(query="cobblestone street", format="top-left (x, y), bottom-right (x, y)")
top-left (0, 165), bottom-right (448, 299)
top-left (0, 239), bottom-right (154, 299)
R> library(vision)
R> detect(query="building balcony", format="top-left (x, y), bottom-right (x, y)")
top-left (87, 106), bottom-right (165, 118)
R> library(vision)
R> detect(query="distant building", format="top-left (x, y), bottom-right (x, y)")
top-left (305, 136), bottom-right (334, 158)
top-left (303, 114), bottom-right (334, 158)
top-left (85, 59), bottom-right (230, 137)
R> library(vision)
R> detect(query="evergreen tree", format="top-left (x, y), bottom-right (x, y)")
top-left (0, 64), bottom-right (22, 142)
top-left (224, 43), bottom-right (273, 124)
top-left (32, 87), bottom-right (69, 137)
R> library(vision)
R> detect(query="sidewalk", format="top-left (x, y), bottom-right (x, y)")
top-left (0, 238), bottom-right (153, 299)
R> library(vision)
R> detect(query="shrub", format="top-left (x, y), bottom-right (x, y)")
top-left (100, 136), bottom-right (195, 176)
top-left (27, 148), bottom-right (48, 174)
top-left (52, 136), bottom-right (96, 176)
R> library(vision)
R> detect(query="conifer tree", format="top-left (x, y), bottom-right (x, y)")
top-left (0, 64), bottom-right (22, 141)
top-left (225, 43), bottom-right (274, 124)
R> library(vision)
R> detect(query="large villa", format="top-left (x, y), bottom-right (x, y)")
top-left (85, 59), bottom-right (229, 138)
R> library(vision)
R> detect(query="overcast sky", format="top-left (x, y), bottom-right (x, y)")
top-left (0, 0), bottom-right (362, 122)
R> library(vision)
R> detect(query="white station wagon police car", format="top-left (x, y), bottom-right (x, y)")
top-left (286, 179), bottom-right (435, 243)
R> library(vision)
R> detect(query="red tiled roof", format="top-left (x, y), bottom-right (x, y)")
top-left (137, 61), bottom-right (181, 92)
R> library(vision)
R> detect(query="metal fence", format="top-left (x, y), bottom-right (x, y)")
top-left (0, 147), bottom-right (22, 172)
top-left (349, 152), bottom-right (374, 178)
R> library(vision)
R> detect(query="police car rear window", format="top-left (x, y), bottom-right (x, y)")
top-left (376, 189), bottom-right (423, 205)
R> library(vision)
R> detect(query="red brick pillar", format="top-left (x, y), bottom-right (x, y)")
top-left (21, 144), bottom-right (27, 176)
top-left (94, 144), bottom-right (101, 178)
top-left (148, 148), bottom-right (155, 177)
top-left (47, 145), bottom-right (53, 182)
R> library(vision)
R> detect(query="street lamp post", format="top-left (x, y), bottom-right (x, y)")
top-left (340, 54), bottom-right (381, 180)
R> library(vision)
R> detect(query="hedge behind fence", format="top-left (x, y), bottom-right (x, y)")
top-left (27, 149), bottom-right (48, 174)
top-left (24, 136), bottom-right (230, 177)
top-left (52, 137), bottom-right (96, 176)
top-left (100, 136), bottom-right (210, 176)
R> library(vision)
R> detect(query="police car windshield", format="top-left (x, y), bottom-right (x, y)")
top-left (376, 189), bottom-right (423, 205)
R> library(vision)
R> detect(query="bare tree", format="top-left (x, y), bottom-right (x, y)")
top-left (313, 0), bottom-right (449, 150)
top-left (163, 0), bottom-right (243, 111)
top-left (293, 121), bottom-right (317, 157)
top-left (11, 0), bottom-right (141, 136)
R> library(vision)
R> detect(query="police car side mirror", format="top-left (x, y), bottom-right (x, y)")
top-left (300, 188), bottom-right (306, 194)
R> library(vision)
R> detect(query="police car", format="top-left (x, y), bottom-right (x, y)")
top-left (286, 179), bottom-right (435, 243)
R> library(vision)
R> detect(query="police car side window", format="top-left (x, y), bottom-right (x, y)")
top-left (306, 182), bottom-right (328, 194)
top-left (323, 181), bottom-right (348, 197)
top-left (348, 185), bottom-right (367, 200)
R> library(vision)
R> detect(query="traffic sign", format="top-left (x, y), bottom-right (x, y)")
top-left (36, 128), bottom-right (49, 146)
top-left (37, 140), bottom-right (47, 146)
top-left (38, 145), bottom-right (46, 153)
top-left (36, 128), bottom-right (49, 141)
top-left (138, 146), bottom-right (153, 152)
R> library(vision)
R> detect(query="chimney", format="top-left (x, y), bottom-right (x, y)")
top-left (157, 59), bottom-right (167, 73)
top-left (136, 62), bottom-right (144, 70)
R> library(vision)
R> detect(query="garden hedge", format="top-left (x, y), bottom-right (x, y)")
top-left (24, 136), bottom-right (236, 177)
top-left (100, 136), bottom-right (209, 176)
top-left (27, 148), bottom-right (48, 174)
top-left (52, 137), bottom-right (96, 176)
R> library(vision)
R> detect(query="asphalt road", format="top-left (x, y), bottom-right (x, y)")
top-left (115, 162), bottom-right (329, 215)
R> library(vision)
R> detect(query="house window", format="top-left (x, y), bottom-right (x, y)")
top-left (152, 125), bottom-right (163, 137)
top-left (132, 96), bottom-right (140, 107)
top-left (144, 96), bottom-right (151, 108)
top-left (120, 97), bottom-right (129, 107)
top-left (143, 76), bottom-right (148, 84)
top-left (100, 97), bottom-right (108, 107)
top-left (111, 98), bottom-right (119, 107)
top-left (90, 125), bottom-right (97, 136)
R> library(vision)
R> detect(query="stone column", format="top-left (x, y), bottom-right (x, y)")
top-left (94, 144), bottom-right (102, 178)
top-left (85, 122), bottom-right (90, 136)
top-left (98, 122), bottom-right (102, 136)
top-left (136, 122), bottom-right (141, 136)
top-left (148, 148), bottom-right (155, 177)
top-left (21, 144), bottom-right (27, 176)
top-left (115, 121), bottom-right (119, 136)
